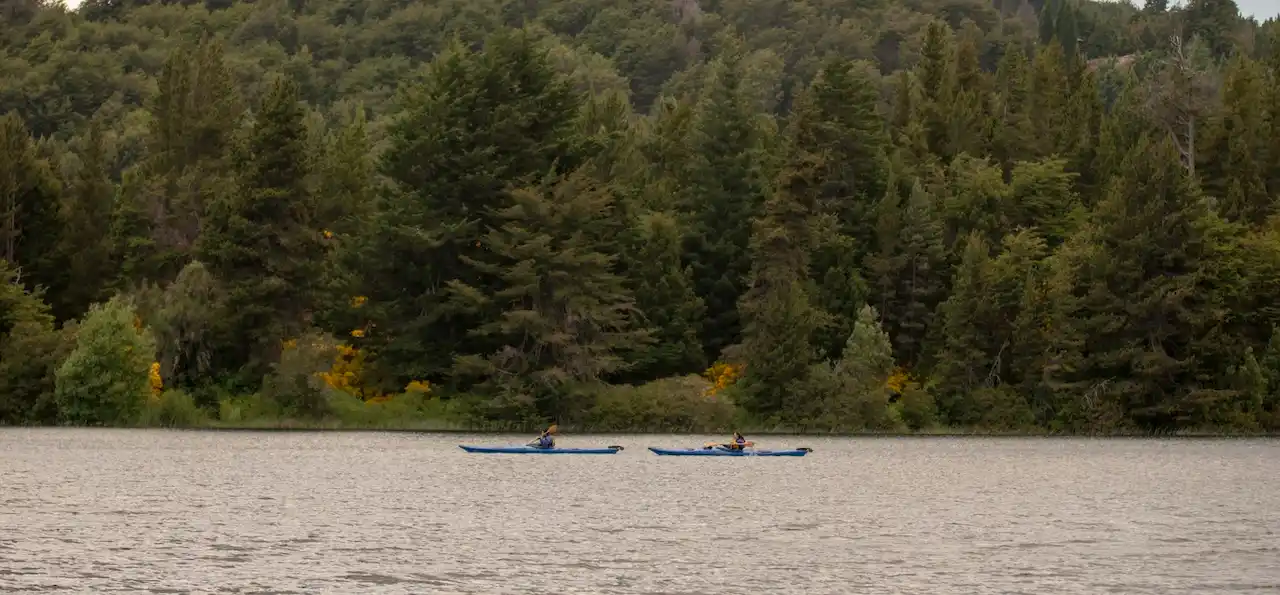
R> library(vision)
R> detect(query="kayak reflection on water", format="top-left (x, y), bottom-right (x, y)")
top-left (528, 424), bottom-right (557, 449)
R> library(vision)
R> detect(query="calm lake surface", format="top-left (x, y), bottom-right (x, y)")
top-left (1, 429), bottom-right (1278, 594)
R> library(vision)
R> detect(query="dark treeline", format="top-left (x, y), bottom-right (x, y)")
top-left (1, 0), bottom-right (1279, 433)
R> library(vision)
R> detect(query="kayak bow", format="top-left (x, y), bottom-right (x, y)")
top-left (459, 445), bottom-right (624, 454)
top-left (647, 446), bottom-right (812, 457)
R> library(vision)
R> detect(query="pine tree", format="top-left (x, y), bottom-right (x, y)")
top-left (54, 119), bottom-right (114, 321)
top-left (1204, 54), bottom-right (1271, 225)
top-left (915, 20), bottom-right (956, 159)
top-left (1028, 41), bottom-right (1069, 158)
top-left (866, 176), bottom-right (950, 367)
top-left (781, 58), bottom-right (890, 360)
top-left (119, 38), bottom-right (242, 287)
top-left (682, 52), bottom-right (770, 363)
top-left (0, 112), bottom-right (61, 296)
top-left (452, 170), bottom-right (651, 420)
top-left (616, 212), bottom-right (706, 382)
top-left (198, 75), bottom-right (323, 384)
top-left (365, 30), bottom-right (584, 384)
top-left (990, 42), bottom-right (1034, 175)
top-left (737, 126), bottom-right (824, 418)
top-left (931, 232), bottom-right (993, 423)
top-left (1047, 136), bottom-right (1239, 430)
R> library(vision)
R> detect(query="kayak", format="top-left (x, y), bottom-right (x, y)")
top-left (648, 446), bottom-right (812, 457)
top-left (459, 445), bottom-right (624, 455)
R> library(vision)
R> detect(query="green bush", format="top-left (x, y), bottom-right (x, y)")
top-left (217, 393), bottom-right (282, 424)
top-left (324, 390), bottom-right (470, 428)
top-left (0, 262), bottom-right (73, 424)
top-left (586, 375), bottom-right (735, 432)
top-left (894, 381), bottom-right (939, 431)
top-left (140, 389), bottom-right (208, 427)
top-left (54, 296), bottom-right (157, 425)
top-left (260, 330), bottom-right (342, 419)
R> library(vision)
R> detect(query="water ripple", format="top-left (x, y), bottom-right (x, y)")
top-left (0, 430), bottom-right (1278, 594)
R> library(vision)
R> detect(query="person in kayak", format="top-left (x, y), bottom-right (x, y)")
top-left (529, 425), bottom-right (557, 449)
top-left (727, 432), bottom-right (748, 450)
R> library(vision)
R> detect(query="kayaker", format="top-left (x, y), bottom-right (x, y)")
top-left (529, 425), bottom-right (557, 449)
top-left (728, 432), bottom-right (747, 450)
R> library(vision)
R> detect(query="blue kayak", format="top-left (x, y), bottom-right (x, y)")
top-left (459, 445), bottom-right (624, 455)
top-left (648, 446), bottom-right (812, 457)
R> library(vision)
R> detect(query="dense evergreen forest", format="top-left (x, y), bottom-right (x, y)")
top-left (2, 0), bottom-right (1279, 433)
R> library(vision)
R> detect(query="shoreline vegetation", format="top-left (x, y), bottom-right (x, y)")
top-left (3, 1), bottom-right (1280, 437)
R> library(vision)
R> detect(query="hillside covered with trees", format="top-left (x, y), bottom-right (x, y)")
top-left (2, 0), bottom-right (1280, 433)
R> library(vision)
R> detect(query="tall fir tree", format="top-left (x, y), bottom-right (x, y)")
top-left (681, 52), bottom-right (770, 363)
top-left (790, 58), bottom-right (889, 359)
top-left (990, 41), bottom-right (1035, 175)
top-left (1045, 136), bottom-right (1242, 430)
top-left (197, 75), bottom-right (322, 386)
top-left (452, 170), bottom-right (651, 421)
top-left (364, 29), bottom-right (584, 386)
top-left (53, 119), bottom-right (115, 321)
top-left (615, 212), bottom-right (706, 383)
top-left (1203, 54), bottom-right (1271, 225)
top-left (915, 20), bottom-right (956, 160)
top-left (866, 174), bottom-right (950, 367)
top-left (114, 38), bottom-right (242, 288)
top-left (0, 112), bottom-right (61, 296)
top-left (736, 102), bottom-right (826, 419)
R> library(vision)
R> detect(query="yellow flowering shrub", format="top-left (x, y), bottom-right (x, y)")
top-left (317, 343), bottom-right (365, 397)
top-left (149, 362), bottom-right (163, 400)
top-left (701, 362), bottom-right (743, 397)
top-left (886, 367), bottom-right (909, 394)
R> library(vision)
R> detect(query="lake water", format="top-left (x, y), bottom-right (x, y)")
top-left (1, 430), bottom-right (1278, 594)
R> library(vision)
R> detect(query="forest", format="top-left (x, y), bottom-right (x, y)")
top-left (1, 0), bottom-right (1279, 433)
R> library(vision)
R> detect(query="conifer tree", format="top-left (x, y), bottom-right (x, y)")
top-left (452, 170), bottom-right (651, 419)
top-left (682, 53), bottom-right (770, 362)
top-left (1204, 54), bottom-right (1271, 224)
top-left (1047, 136), bottom-right (1239, 430)
top-left (616, 212), bottom-right (706, 382)
top-left (737, 122), bottom-right (824, 418)
top-left (866, 176), bottom-right (949, 367)
top-left (990, 42), bottom-right (1034, 174)
top-left (915, 20), bottom-right (956, 159)
top-left (0, 112), bottom-right (61, 296)
top-left (54, 119), bottom-right (114, 321)
top-left (781, 58), bottom-right (890, 359)
top-left (365, 29), bottom-right (583, 384)
top-left (198, 75), bottom-right (322, 384)
top-left (1028, 41), bottom-right (1069, 158)
top-left (932, 232), bottom-right (994, 422)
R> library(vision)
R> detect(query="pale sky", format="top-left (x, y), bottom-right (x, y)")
top-left (53, 0), bottom-right (1279, 20)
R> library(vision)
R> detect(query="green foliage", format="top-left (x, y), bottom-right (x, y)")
top-left (199, 74), bottom-right (323, 386)
top-left (787, 305), bottom-right (899, 431)
top-left (0, 260), bottom-right (69, 424)
top-left (139, 389), bottom-right (208, 428)
top-left (260, 331), bottom-right (342, 419)
top-left (54, 296), bottom-right (157, 426)
top-left (0, 112), bottom-right (62, 296)
top-left (587, 375), bottom-right (736, 432)
top-left (0, 0), bottom-right (1277, 434)
top-left (681, 53), bottom-right (772, 362)
top-left (451, 169), bottom-right (651, 419)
